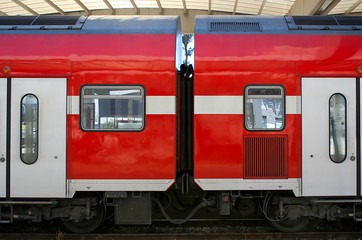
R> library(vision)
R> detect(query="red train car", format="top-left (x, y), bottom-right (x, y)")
top-left (0, 15), bottom-right (182, 232)
top-left (194, 15), bottom-right (362, 195)
top-left (0, 15), bottom-right (362, 233)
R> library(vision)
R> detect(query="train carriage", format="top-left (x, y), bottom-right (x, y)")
top-left (0, 14), bottom-right (362, 233)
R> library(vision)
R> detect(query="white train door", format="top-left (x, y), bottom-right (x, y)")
top-left (0, 78), bottom-right (7, 198)
top-left (10, 78), bottom-right (66, 198)
top-left (302, 78), bottom-right (357, 196)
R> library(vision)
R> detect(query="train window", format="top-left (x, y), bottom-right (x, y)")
top-left (329, 93), bottom-right (347, 163)
top-left (244, 85), bottom-right (284, 131)
top-left (81, 85), bottom-right (145, 131)
top-left (20, 94), bottom-right (39, 164)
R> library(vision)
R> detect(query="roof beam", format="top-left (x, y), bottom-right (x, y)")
top-left (182, 0), bottom-right (187, 14)
top-left (233, 0), bottom-right (238, 15)
top-left (129, 0), bottom-right (140, 14)
top-left (12, 0), bottom-right (38, 15)
top-left (74, 0), bottom-right (91, 15)
top-left (44, 0), bottom-right (65, 15)
top-left (208, 0), bottom-right (212, 14)
top-left (258, 0), bottom-right (267, 15)
top-left (318, 0), bottom-right (341, 15)
top-left (155, 0), bottom-right (164, 14)
top-left (344, 0), bottom-right (362, 15)
top-left (103, 0), bottom-right (115, 15)
top-left (309, 0), bottom-right (328, 15)
top-left (0, 10), bottom-right (7, 16)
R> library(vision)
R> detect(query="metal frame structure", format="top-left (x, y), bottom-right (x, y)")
top-left (0, 0), bottom-right (361, 16)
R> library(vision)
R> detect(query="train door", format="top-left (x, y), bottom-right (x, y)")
top-left (10, 78), bottom-right (66, 198)
top-left (302, 77), bottom-right (357, 196)
top-left (0, 78), bottom-right (7, 198)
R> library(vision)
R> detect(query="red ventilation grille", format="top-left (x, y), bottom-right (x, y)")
top-left (244, 135), bottom-right (288, 179)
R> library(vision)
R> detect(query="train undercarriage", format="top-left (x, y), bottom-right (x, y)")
top-left (1, 187), bottom-right (362, 233)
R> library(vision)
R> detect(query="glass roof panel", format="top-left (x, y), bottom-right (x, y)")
top-left (160, 0), bottom-right (183, 9)
top-left (79, 0), bottom-right (108, 10)
top-left (135, 0), bottom-right (159, 8)
top-left (329, 0), bottom-right (357, 15)
top-left (107, 0), bottom-right (134, 8)
top-left (185, 0), bottom-right (208, 10)
top-left (212, 0), bottom-right (235, 12)
top-left (52, 0), bottom-right (83, 12)
top-left (355, 4), bottom-right (362, 13)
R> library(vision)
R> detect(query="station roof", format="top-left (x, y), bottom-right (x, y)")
top-left (0, 0), bottom-right (361, 16)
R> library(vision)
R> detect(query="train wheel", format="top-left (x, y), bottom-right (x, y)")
top-left (268, 216), bottom-right (309, 232)
top-left (266, 193), bottom-right (309, 232)
top-left (62, 198), bottom-right (106, 233)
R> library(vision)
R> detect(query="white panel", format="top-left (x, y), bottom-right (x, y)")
top-left (69, 179), bottom-right (174, 197)
top-left (302, 78), bottom-right (357, 196)
top-left (195, 178), bottom-right (301, 197)
top-left (146, 96), bottom-right (176, 114)
top-left (0, 79), bottom-right (6, 198)
top-left (11, 78), bottom-right (67, 198)
top-left (67, 96), bottom-right (79, 115)
top-left (286, 96), bottom-right (301, 114)
top-left (194, 96), bottom-right (243, 114)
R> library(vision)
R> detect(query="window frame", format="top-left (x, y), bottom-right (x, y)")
top-left (243, 84), bottom-right (286, 132)
top-left (20, 93), bottom-right (39, 165)
top-left (80, 84), bottom-right (146, 132)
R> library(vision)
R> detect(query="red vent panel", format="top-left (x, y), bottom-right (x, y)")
top-left (244, 135), bottom-right (288, 179)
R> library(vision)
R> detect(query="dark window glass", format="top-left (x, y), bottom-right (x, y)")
top-left (244, 85), bottom-right (284, 131)
top-left (81, 86), bottom-right (145, 131)
top-left (329, 93), bottom-right (347, 163)
top-left (20, 94), bottom-right (38, 164)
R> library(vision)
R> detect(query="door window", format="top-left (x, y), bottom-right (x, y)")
top-left (20, 94), bottom-right (39, 164)
top-left (329, 93), bottom-right (347, 163)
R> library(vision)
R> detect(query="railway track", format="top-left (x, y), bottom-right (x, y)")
top-left (0, 232), bottom-right (361, 240)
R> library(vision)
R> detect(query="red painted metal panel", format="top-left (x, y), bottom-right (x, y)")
top-left (69, 114), bottom-right (176, 179)
top-left (297, 61), bottom-right (362, 76)
top-left (194, 114), bottom-right (243, 179)
top-left (194, 114), bottom-right (301, 179)
top-left (0, 34), bottom-right (177, 96)
top-left (195, 34), bottom-right (362, 96)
